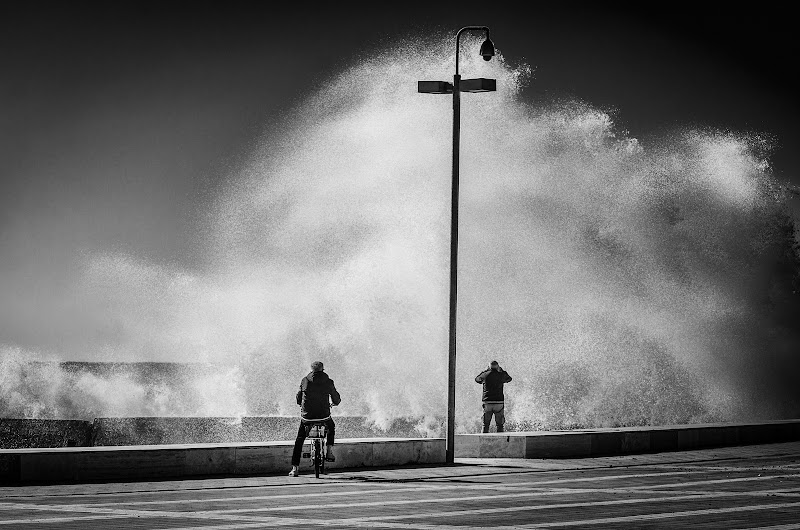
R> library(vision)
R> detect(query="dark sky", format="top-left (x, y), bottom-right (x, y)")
top-left (1, 3), bottom-right (798, 351)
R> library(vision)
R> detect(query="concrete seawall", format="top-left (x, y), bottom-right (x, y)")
top-left (0, 437), bottom-right (444, 483)
top-left (3, 420), bottom-right (799, 484)
top-left (456, 419), bottom-right (800, 458)
top-left (0, 416), bottom-right (426, 448)
top-left (0, 419), bottom-right (92, 449)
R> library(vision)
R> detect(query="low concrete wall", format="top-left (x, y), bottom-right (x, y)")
top-left (90, 416), bottom-right (424, 446)
top-left (456, 419), bottom-right (800, 458)
top-left (0, 437), bottom-right (444, 484)
top-left (0, 419), bottom-right (92, 449)
top-left (0, 417), bottom-right (427, 449)
top-left (5, 420), bottom-right (798, 483)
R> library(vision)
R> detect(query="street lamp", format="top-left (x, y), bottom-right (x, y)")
top-left (418, 27), bottom-right (497, 464)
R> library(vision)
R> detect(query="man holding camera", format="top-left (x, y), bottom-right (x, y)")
top-left (475, 360), bottom-right (512, 433)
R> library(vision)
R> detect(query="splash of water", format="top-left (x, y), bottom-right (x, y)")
top-left (2, 35), bottom-right (798, 431)
top-left (0, 346), bottom-right (245, 418)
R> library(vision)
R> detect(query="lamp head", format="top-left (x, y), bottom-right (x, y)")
top-left (480, 37), bottom-right (495, 61)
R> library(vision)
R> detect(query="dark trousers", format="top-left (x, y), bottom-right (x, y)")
top-left (291, 418), bottom-right (335, 466)
top-left (482, 402), bottom-right (505, 433)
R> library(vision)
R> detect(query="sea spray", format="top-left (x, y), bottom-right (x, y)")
top-left (0, 346), bottom-right (245, 418)
top-left (2, 34), bottom-right (797, 431)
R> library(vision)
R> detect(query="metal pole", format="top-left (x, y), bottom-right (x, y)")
top-left (446, 72), bottom-right (461, 464)
top-left (445, 25), bottom-right (488, 464)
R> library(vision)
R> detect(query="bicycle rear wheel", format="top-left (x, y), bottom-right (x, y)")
top-left (313, 439), bottom-right (321, 479)
top-left (321, 439), bottom-right (326, 475)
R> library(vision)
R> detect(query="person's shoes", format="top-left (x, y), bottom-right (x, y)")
top-left (288, 467), bottom-right (299, 477)
top-left (325, 453), bottom-right (336, 462)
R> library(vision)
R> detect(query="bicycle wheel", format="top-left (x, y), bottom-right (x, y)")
top-left (320, 439), bottom-right (326, 475)
top-left (313, 438), bottom-right (321, 479)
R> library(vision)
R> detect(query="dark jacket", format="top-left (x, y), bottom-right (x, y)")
top-left (475, 368), bottom-right (512, 402)
top-left (296, 370), bottom-right (341, 420)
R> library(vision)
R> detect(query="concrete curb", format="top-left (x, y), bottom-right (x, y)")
top-left (0, 437), bottom-right (444, 484)
top-left (3, 420), bottom-right (799, 484)
top-left (455, 419), bottom-right (800, 458)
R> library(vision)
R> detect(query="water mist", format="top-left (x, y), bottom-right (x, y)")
top-left (2, 35), bottom-right (798, 434)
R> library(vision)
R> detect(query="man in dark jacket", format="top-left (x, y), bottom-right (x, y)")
top-left (289, 361), bottom-right (341, 477)
top-left (475, 360), bottom-right (512, 433)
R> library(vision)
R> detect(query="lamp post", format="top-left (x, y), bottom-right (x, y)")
top-left (418, 27), bottom-right (496, 464)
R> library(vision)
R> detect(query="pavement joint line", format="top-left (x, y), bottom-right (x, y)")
top-left (4, 490), bottom-right (645, 518)
top-left (658, 462), bottom-right (800, 469)
top-left (322, 490), bottom-right (800, 524)
top-left (0, 514), bottom-right (136, 526)
top-left (161, 504), bottom-right (800, 530)
top-left (333, 453), bottom-right (795, 483)
top-left (0, 476), bottom-right (418, 499)
top-left (3, 485), bottom-right (800, 528)
top-left (612, 474), bottom-right (790, 490)
top-left (538, 486), bottom-right (800, 497)
top-left (8, 484), bottom-right (800, 513)
top-left (0, 487), bottom-right (696, 520)
top-left (10, 493), bottom-right (798, 530)
top-left (204, 489), bottom-right (676, 514)
top-left (411, 461), bottom-right (748, 481)
top-left (0, 469), bottom-right (728, 509)
top-left (3, 483), bottom-right (537, 508)
top-left (0, 515), bottom-right (304, 528)
top-left (665, 466), bottom-right (797, 473)
top-left (376, 470), bottom-right (797, 492)
top-left (346, 468), bottom-right (712, 487)
top-left (25, 469), bottom-right (720, 508)
top-left (141, 520), bottom-right (343, 530)
top-left (159, 516), bottom-right (451, 529)
top-left (492, 500), bottom-right (800, 528)
top-left (4, 471), bottom-right (798, 515)
top-left (68, 478), bottom-right (799, 518)
top-left (4, 484), bottom-right (790, 526)
top-left (609, 452), bottom-right (800, 466)
top-left (0, 502), bottom-right (296, 526)
top-left (130, 524), bottom-right (281, 530)
top-left (290, 521), bottom-right (450, 530)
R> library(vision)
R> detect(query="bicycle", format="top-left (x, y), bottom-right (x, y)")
top-left (301, 420), bottom-right (329, 478)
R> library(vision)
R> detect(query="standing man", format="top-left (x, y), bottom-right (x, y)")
top-left (289, 361), bottom-right (341, 477)
top-left (475, 360), bottom-right (512, 433)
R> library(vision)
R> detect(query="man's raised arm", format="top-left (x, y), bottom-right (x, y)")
top-left (475, 369), bottom-right (492, 383)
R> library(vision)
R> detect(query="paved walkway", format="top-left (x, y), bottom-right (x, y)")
top-left (1, 442), bottom-right (799, 529)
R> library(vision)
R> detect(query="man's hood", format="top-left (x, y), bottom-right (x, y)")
top-left (306, 371), bottom-right (330, 383)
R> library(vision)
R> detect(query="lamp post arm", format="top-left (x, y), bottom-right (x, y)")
top-left (455, 26), bottom-right (490, 76)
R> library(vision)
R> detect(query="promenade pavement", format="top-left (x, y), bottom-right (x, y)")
top-left (1, 441), bottom-right (799, 529)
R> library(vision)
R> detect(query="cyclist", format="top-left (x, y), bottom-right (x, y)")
top-left (289, 361), bottom-right (341, 477)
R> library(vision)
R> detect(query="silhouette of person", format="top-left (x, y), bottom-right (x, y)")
top-left (475, 360), bottom-right (512, 433)
top-left (289, 361), bottom-right (341, 477)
